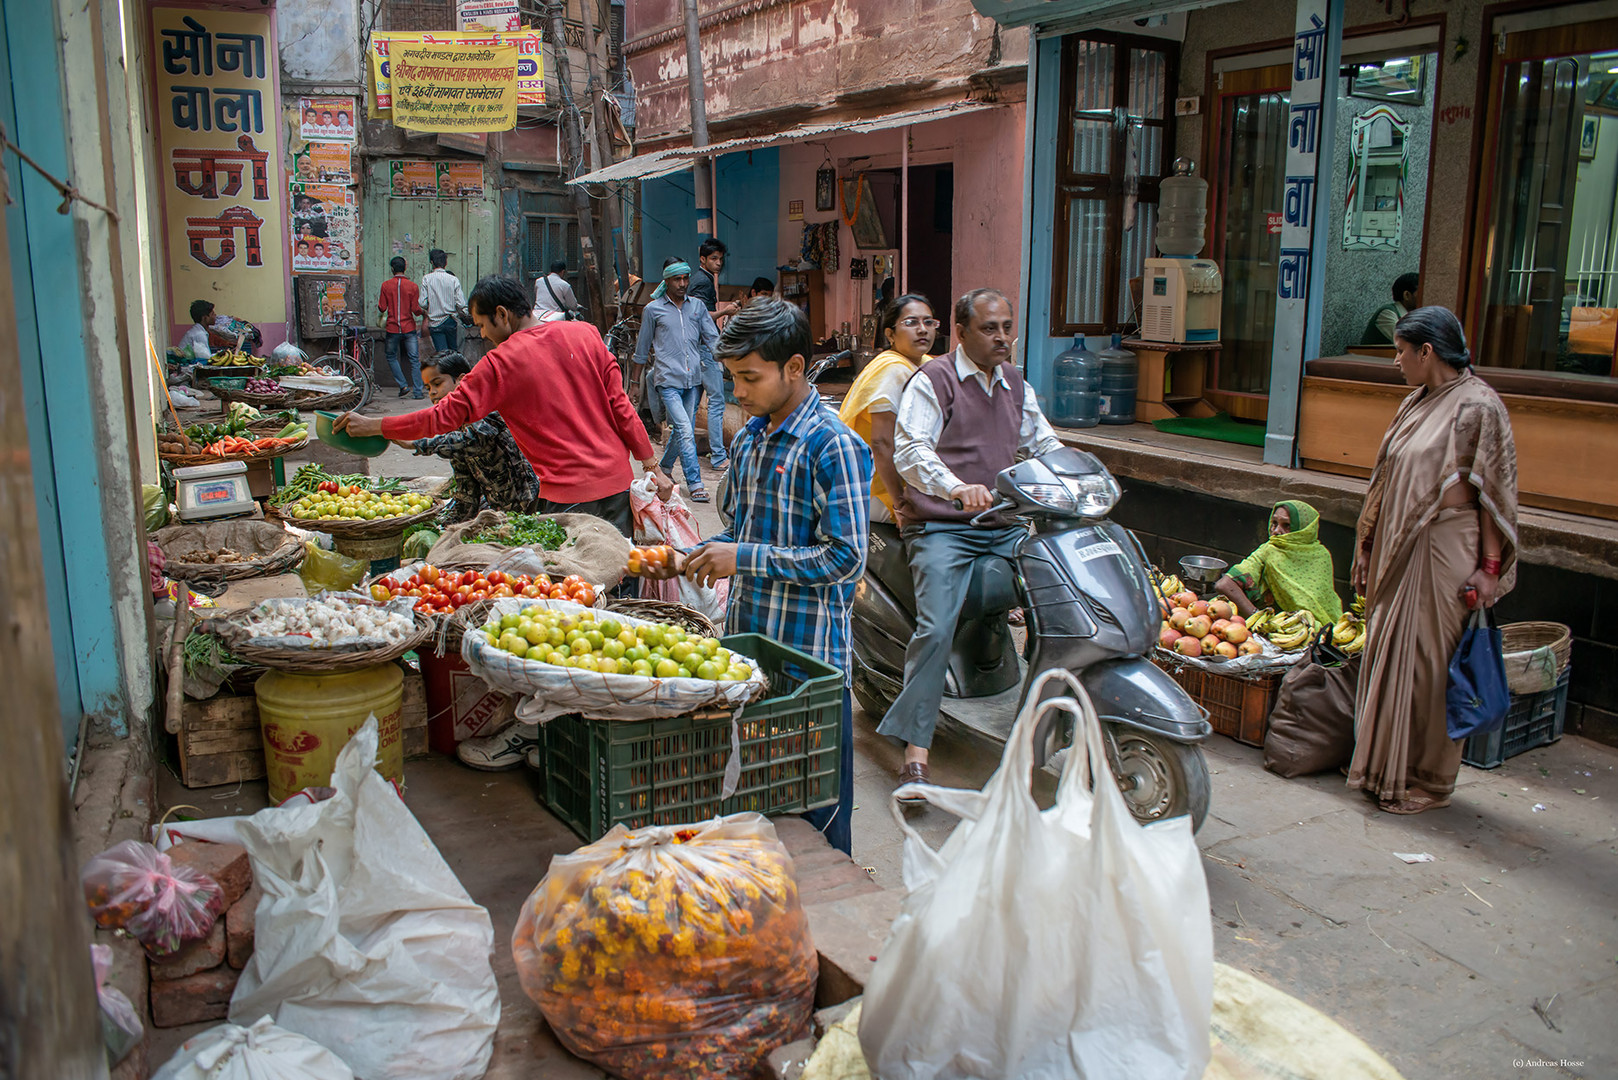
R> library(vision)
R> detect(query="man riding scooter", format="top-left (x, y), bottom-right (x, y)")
top-left (879, 288), bottom-right (1065, 797)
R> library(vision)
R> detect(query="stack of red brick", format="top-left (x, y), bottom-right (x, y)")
top-left (148, 841), bottom-right (261, 1028)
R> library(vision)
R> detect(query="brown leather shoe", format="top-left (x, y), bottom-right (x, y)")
top-left (896, 761), bottom-right (930, 803)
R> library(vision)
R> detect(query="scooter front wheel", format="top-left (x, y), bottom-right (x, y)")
top-left (1104, 728), bottom-right (1210, 833)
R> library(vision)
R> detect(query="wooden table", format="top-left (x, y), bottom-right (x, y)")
top-left (1122, 338), bottom-right (1221, 422)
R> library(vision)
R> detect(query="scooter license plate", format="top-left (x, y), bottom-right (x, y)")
top-left (1073, 539), bottom-right (1124, 562)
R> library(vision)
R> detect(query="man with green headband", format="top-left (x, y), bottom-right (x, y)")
top-left (1216, 500), bottom-right (1343, 624)
top-left (634, 259), bottom-right (720, 502)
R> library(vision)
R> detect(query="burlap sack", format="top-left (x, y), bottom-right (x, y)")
top-left (152, 520), bottom-right (303, 581)
top-left (1262, 652), bottom-right (1360, 778)
top-left (424, 510), bottom-right (629, 587)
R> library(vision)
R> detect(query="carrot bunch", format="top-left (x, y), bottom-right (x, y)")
top-left (200, 435), bottom-right (303, 455)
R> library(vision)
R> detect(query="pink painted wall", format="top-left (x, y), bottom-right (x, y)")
top-left (776, 104), bottom-right (1026, 349)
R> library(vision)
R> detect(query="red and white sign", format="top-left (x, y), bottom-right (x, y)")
top-left (1266, 211), bottom-right (1284, 234)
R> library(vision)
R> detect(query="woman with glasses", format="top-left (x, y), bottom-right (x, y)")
top-left (838, 294), bottom-right (938, 527)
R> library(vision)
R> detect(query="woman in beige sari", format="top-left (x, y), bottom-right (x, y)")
top-left (1347, 306), bottom-right (1518, 814)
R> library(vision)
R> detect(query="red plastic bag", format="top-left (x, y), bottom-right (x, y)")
top-left (81, 840), bottom-right (226, 957)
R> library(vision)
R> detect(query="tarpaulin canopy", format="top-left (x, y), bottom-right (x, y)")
top-left (567, 100), bottom-right (1001, 186)
top-left (966, 0), bottom-right (1238, 31)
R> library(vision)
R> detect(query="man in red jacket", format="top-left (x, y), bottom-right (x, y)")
top-left (377, 255), bottom-right (427, 399)
top-left (338, 275), bottom-right (674, 535)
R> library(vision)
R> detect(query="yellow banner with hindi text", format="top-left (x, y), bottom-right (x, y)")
top-left (389, 42), bottom-right (518, 133)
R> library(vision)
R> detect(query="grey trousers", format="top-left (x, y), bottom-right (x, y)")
top-left (875, 522), bottom-right (1024, 749)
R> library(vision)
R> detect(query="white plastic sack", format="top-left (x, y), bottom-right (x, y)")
top-left (859, 670), bottom-right (1213, 1080)
top-left (153, 1016), bottom-right (353, 1080)
top-left (628, 474), bottom-right (728, 622)
top-left (92, 943), bottom-right (143, 1066)
top-left (218, 719), bottom-right (499, 1080)
top-left (462, 597), bottom-right (765, 724)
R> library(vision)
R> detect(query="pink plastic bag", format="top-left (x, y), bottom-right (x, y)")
top-left (629, 476), bottom-right (728, 621)
top-left (81, 839), bottom-right (226, 957)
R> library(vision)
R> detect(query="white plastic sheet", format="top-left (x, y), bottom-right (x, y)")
top-left (152, 1016), bottom-right (353, 1080)
top-left (859, 669), bottom-right (1213, 1080)
top-left (163, 719), bottom-right (500, 1080)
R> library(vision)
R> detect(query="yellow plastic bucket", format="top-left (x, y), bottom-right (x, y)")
top-left (255, 664), bottom-right (405, 802)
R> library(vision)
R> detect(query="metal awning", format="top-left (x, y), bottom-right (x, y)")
top-left (966, 0), bottom-right (1236, 31)
top-left (568, 100), bottom-right (1000, 186)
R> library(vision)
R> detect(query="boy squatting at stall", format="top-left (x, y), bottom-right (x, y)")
top-left (646, 299), bottom-right (873, 855)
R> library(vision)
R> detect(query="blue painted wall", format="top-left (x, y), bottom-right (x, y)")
top-left (4, 0), bottom-right (129, 740)
top-left (640, 149), bottom-right (780, 289)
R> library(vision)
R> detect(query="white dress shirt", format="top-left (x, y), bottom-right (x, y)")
top-left (420, 268), bottom-right (466, 323)
top-left (533, 272), bottom-right (579, 315)
top-left (893, 347), bottom-right (1063, 500)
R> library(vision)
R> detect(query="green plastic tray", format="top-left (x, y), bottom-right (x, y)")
top-left (539, 634), bottom-right (843, 841)
top-left (314, 409), bottom-right (388, 457)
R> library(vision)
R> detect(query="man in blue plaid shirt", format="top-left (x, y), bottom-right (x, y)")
top-left (666, 299), bottom-right (872, 854)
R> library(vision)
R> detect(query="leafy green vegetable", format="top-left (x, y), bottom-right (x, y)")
top-left (471, 514), bottom-right (568, 550)
top-left (181, 631), bottom-right (240, 680)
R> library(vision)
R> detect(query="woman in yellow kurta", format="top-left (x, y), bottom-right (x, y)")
top-left (837, 294), bottom-right (937, 526)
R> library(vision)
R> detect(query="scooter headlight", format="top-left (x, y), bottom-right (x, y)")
top-left (1020, 473), bottom-right (1120, 517)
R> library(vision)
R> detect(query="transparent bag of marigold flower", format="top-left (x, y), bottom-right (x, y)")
top-left (511, 813), bottom-right (818, 1080)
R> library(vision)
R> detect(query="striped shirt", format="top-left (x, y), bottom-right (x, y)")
top-left (710, 389), bottom-right (872, 683)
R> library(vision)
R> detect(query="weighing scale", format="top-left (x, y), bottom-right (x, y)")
top-left (173, 461), bottom-right (256, 521)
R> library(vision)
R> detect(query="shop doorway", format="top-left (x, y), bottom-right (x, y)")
top-left (1472, 18), bottom-right (1618, 378)
top-left (904, 163), bottom-right (953, 353)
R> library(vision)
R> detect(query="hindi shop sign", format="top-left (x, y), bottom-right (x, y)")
top-left (371, 31), bottom-right (544, 111)
top-left (458, 0), bottom-right (520, 32)
top-left (390, 42), bottom-right (518, 133)
top-left (151, 6), bottom-right (285, 328)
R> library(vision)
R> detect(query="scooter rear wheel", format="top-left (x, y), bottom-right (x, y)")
top-left (1104, 729), bottom-right (1210, 833)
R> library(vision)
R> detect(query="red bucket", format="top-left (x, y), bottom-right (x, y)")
top-left (420, 650), bottom-right (516, 754)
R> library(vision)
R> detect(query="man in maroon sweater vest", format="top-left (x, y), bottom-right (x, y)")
top-left (338, 275), bottom-right (674, 536)
top-left (878, 289), bottom-right (1063, 795)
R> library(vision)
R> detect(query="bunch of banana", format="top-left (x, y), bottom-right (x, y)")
top-left (1157, 574), bottom-right (1185, 599)
top-left (210, 348), bottom-right (255, 367)
top-left (1265, 609), bottom-right (1317, 651)
top-left (1332, 612), bottom-right (1367, 654)
top-left (1246, 607), bottom-right (1276, 635)
top-left (1351, 594), bottom-right (1366, 617)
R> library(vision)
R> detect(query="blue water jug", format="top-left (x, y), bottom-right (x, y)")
top-left (1051, 337), bottom-right (1101, 428)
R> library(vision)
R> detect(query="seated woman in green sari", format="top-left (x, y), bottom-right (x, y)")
top-left (1214, 500), bottom-right (1343, 624)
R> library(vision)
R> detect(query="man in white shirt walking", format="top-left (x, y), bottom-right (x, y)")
top-left (879, 288), bottom-right (1063, 794)
top-left (420, 249), bottom-right (467, 354)
top-left (533, 260), bottom-right (580, 321)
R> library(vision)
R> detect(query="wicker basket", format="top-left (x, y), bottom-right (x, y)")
top-left (202, 610), bottom-right (435, 674)
top-left (606, 597), bottom-right (719, 638)
top-left (267, 499), bottom-right (442, 540)
top-left (1500, 621), bottom-right (1572, 695)
top-left (288, 386), bottom-right (363, 411)
top-left (213, 385), bottom-right (296, 410)
top-left (154, 520), bottom-right (305, 582)
top-left (157, 434), bottom-right (310, 468)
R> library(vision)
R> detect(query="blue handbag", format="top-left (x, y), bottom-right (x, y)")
top-left (1446, 606), bottom-right (1510, 740)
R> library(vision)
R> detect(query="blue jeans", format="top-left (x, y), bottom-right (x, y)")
top-left (699, 352), bottom-right (729, 465)
top-left (429, 317), bottom-right (458, 355)
top-left (801, 688), bottom-right (854, 855)
top-left (876, 522), bottom-right (1025, 749)
top-left (656, 384), bottom-right (705, 491)
top-left (384, 331), bottom-right (422, 394)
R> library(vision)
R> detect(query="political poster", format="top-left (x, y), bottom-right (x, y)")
top-left (289, 183), bottom-right (357, 274)
top-left (151, 6), bottom-right (286, 328)
top-left (298, 97), bottom-right (357, 143)
top-left (291, 142), bottom-right (354, 185)
top-left (437, 162), bottom-right (485, 199)
top-left (388, 159), bottom-right (440, 198)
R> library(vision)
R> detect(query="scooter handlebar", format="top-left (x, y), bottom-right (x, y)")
top-left (951, 496), bottom-right (1019, 527)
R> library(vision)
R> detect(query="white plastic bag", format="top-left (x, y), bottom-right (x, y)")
top-left (859, 670), bottom-right (1213, 1080)
top-left (152, 1016), bottom-right (353, 1080)
top-left (92, 944), bottom-right (143, 1066)
top-left (629, 474), bottom-right (728, 622)
top-left (223, 718), bottom-right (500, 1080)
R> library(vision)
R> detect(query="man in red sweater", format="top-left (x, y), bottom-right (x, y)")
top-left (339, 275), bottom-right (673, 535)
top-left (377, 255), bottom-right (427, 399)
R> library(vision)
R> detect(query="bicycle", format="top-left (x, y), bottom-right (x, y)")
top-left (311, 310), bottom-right (377, 410)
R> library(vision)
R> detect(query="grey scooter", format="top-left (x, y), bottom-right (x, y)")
top-left (853, 448), bottom-right (1212, 829)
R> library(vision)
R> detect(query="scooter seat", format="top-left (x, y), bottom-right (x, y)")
top-left (865, 523), bottom-right (1017, 621)
top-left (960, 555), bottom-right (1019, 619)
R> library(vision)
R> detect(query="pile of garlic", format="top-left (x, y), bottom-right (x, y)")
top-left (244, 596), bottom-right (415, 647)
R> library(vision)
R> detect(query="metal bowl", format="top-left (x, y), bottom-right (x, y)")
top-left (1179, 555), bottom-right (1229, 585)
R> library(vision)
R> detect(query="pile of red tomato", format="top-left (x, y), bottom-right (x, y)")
top-left (370, 564), bottom-right (598, 615)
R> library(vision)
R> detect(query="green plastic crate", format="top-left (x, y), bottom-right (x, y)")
top-left (539, 634), bottom-right (843, 842)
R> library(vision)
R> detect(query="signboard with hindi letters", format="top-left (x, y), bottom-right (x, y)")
top-left (390, 41), bottom-right (518, 132)
top-left (458, 0), bottom-right (520, 32)
top-left (371, 30), bottom-right (543, 110)
top-left (151, 6), bottom-right (286, 329)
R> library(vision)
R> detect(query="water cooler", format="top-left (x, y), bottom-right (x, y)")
top-left (1141, 159), bottom-right (1223, 344)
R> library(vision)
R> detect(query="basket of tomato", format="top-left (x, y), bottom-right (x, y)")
top-left (371, 563), bottom-right (603, 650)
